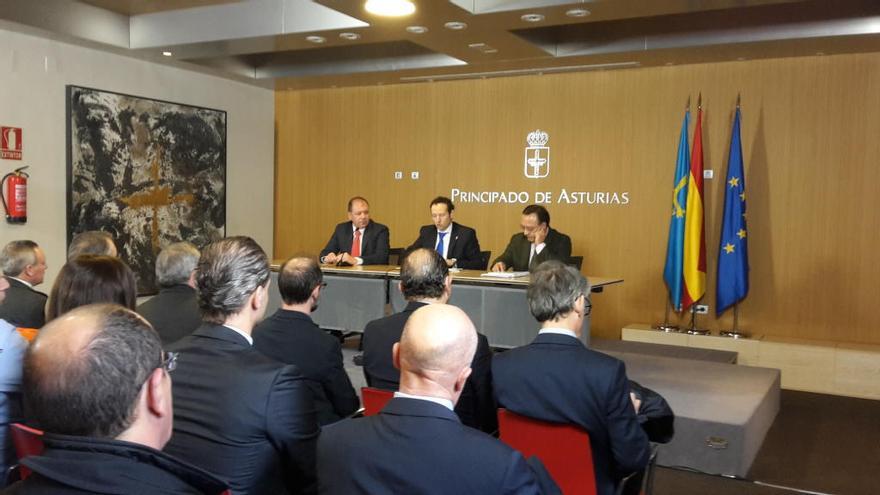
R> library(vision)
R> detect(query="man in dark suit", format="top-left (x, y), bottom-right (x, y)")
top-left (362, 248), bottom-right (496, 434)
top-left (407, 196), bottom-right (484, 269)
top-left (320, 196), bottom-right (389, 265)
top-left (254, 257), bottom-right (359, 425)
top-left (493, 261), bottom-right (650, 495)
top-left (164, 237), bottom-right (319, 495)
top-left (0, 240), bottom-right (48, 328)
top-left (491, 204), bottom-right (572, 272)
top-left (137, 241), bottom-right (202, 345)
top-left (318, 304), bottom-right (557, 495)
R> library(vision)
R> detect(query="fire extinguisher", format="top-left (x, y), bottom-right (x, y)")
top-left (1, 166), bottom-right (29, 224)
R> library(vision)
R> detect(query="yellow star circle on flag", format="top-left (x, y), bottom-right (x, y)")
top-left (728, 176), bottom-right (740, 188)
top-left (723, 243), bottom-right (735, 254)
top-left (737, 229), bottom-right (747, 239)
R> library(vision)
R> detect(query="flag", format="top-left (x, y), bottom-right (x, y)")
top-left (716, 107), bottom-right (749, 314)
top-left (663, 110), bottom-right (689, 311)
top-left (682, 106), bottom-right (706, 311)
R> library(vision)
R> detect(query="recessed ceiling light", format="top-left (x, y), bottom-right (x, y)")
top-left (736, 57), bottom-right (746, 61)
top-left (339, 32), bottom-right (360, 40)
top-left (365, 0), bottom-right (415, 17)
top-left (521, 13), bottom-right (544, 23)
top-left (444, 21), bottom-right (467, 30)
top-left (566, 8), bottom-right (590, 18)
top-left (665, 62), bottom-right (674, 66)
top-left (162, 51), bottom-right (173, 57)
top-left (306, 35), bottom-right (326, 44)
top-left (816, 51), bottom-right (825, 56)
top-left (406, 25), bottom-right (428, 34)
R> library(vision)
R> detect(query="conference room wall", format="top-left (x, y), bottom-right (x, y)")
top-left (275, 51), bottom-right (880, 345)
top-left (0, 26), bottom-right (275, 291)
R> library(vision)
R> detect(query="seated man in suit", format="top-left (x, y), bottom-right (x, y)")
top-left (493, 261), bottom-right (650, 495)
top-left (7, 303), bottom-right (227, 494)
top-left (320, 196), bottom-right (389, 266)
top-left (0, 276), bottom-right (28, 487)
top-left (491, 204), bottom-right (572, 272)
top-left (164, 237), bottom-right (319, 495)
top-left (67, 230), bottom-right (117, 259)
top-left (362, 248), bottom-right (496, 434)
top-left (254, 257), bottom-right (359, 425)
top-left (137, 242), bottom-right (202, 345)
top-left (407, 196), bottom-right (483, 269)
top-left (0, 240), bottom-right (48, 328)
top-left (318, 304), bottom-right (556, 495)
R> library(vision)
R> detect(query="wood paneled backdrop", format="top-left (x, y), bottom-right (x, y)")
top-left (275, 52), bottom-right (880, 345)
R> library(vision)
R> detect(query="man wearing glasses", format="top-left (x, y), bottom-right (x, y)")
top-left (254, 257), bottom-right (359, 425)
top-left (490, 205), bottom-right (572, 272)
top-left (8, 304), bottom-right (227, 493)
top-left (492, 261), bottom-right (650, 495)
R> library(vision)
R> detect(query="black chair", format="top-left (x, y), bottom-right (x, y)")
top-left (568, 256), bottom-right (583, 270)
top-left (388, 247), bottom-right (406, 266)
top-left (478, 251), bottom-right (492, 271)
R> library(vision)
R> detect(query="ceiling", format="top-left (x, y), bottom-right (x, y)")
top-left (2, 0), bottom-right (880, 90)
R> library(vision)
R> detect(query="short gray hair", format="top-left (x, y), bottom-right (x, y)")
top-left (68, 231), bottom-right (115, 259)
top-left (155, 242), bottom-right (200, 288)
top-left (527, 260), bottom-right (589, 322)
top-left (1, 240), bottom-right (38, 277)
top-left (196, 236), bottom-right (270, 324)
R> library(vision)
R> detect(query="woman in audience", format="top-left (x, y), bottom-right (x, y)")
top-left (45, 255), bottom-right (137, 321)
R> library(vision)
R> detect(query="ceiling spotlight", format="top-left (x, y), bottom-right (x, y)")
top-left (365, 0), bottom-right (415, 17)
top-left (306, 35), bottom-right (326, 44)
top-left (565, 8), bottom-right (590, 18)
top-left (162, 51), bottom-right (173, 57)
top-left (521, 13), bottom-right (544, 23)
top-left (406, 25), bottom-right (428, 34)
top-left (444, 21), bottom-right (467, 30)
top-left (339, 32), bottom-right (361, 40)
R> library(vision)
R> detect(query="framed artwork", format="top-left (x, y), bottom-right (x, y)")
top-left (67, 85), bottom-right (227, 294)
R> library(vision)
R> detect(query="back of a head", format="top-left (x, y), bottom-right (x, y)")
top-left (24, 303), bottom-right (162, 438)
top-left (155, 241), bottom-right (200, 288)
top-left (399, 304), bottom-right (477, 382)
top-left (1, 240), bottom-right (38, 277)
top-left (196, 236), bottom-right (269, 324)
top-left (47, 255), bottom-right (137, 321)
top-left (527, 260), bottom-right (588, 322)
top-left (68, 231), bottom-right (116, 259)
top-left (278, 256), bottom-right (322, 305)
top-left (400, 248), bottom-right (448, 300)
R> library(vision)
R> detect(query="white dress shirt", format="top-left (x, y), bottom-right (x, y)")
top-left (393, 391), bottom-right (455, 411)
top-left (223, 324), bottom-right (253, 345)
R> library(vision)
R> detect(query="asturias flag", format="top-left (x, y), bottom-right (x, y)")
top-left (663, 110), bottom-right (690, 311)
top-left (716, 107), bottom-right (749, 314)
top-left (682, 106), bottom-right (707, 311)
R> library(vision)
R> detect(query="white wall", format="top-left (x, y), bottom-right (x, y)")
top-left (0, 27), bottom-right (275, 290)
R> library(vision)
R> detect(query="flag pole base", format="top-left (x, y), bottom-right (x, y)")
top-left (686, 328), bottom-right (711, 336)
top-left (653, 324), bottom-right (682, 333)
top-left (720, 330), bottom-right (749, 339)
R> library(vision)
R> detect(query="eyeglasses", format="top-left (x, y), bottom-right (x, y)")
top-left (161, 351), bottom-right (179, 373)
top-left (584, 300), bottom-right (592, 316)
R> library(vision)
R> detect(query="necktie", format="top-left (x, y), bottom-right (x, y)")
top-left (437, 232), bottom-right (447, 257)
top-left (351, 230), bottom-right (361, 257)
top-left (528, 243), bottom-right (536, 268)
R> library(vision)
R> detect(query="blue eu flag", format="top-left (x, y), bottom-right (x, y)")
top-left (663, 110), bottom-right (689, 311)
top-left (716, 108), bottom-right (749, 314)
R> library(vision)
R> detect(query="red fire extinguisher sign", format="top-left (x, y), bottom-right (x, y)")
top-left (1, 127), bottom-right (22, 160)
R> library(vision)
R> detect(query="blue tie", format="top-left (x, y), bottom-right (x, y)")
top-left (437, 232), bottom-right (447, 256)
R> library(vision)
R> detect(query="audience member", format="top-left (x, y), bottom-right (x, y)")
top-left (362, 248), bottom-right (496, 433)
top-left (0, 277), bottom-right (27, 488)
top-left (492, 260), bottom-right (650, 495)
top-left (137, 242), bottom-right (202, 345)
top-left (318, 304), bottom-right (557, 495)
top-left (164, 236), bottom-right (319, 494)
top-left (67, 231), bottom-right (117, 259)
top-left (45, 255), bottom-right (136, 322)
top-left (3, 304), bottom-right (226, 494)
top-left (0, 241), bottom-right (48, 328)
top-left (320, 196), bottom-right (389, 266)
top-left (254, 257), bottom-right (359, 425)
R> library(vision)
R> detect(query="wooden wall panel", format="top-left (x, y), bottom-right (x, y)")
top-left (275, 52), bottom-right (880, 345)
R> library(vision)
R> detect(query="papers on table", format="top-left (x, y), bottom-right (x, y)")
top-left (480, 271), bottom-right (529, 279)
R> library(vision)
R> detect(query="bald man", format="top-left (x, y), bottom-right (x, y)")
top-left (5, 304), bottom-right (226, 493)
top-left (317, 304), bottom-right (558, 495)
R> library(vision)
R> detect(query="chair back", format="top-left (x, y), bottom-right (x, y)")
top-left (388, 247), bottom-right (406, 266)
top-left (498, 409), bottom-right (597, 495)
top-left (478, 250), bottom-right (492, 270)
top-left (567, 256), bottom-right (584, 270)
top-left (361, 387), bottom-right (394, 416)
top-left (10, 423), bottom-right (45, 480)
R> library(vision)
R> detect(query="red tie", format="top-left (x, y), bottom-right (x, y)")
top-left (351, 230), bottom-right (361, 257)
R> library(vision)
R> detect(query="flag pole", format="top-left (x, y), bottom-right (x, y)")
top-left (686, 303), bottom-right (710, 335)
top-left (655, 298), bottom-right (681, 332)
top-left (721, 303), bottom-right (749, 338)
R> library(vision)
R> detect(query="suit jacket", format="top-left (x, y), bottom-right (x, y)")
top-left (317, 397), bottom-right (550, 495)
top-left (406, 222), bottom-right (484, 269)
top-left (320, 221), bottom-right (390, 265)
top-left (254, 309), bottom-right (360, 426)
top-left (361, 301), bottom-right (497, 434)
top-left (137, 285), bottom-right (202, 346)
top-left (492, 228), bottom-right (572, 272)
top-left (0, 319), bottom-right (27, 486)
top-left (164, 324), bottom-right (319, 495)
top-left (0, 277), bottom-right (47, 329)
top-left (492, 332), bottom-right (650, 495)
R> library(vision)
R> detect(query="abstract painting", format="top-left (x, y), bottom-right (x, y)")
top-left (67, 85), bottom-right (226, 294)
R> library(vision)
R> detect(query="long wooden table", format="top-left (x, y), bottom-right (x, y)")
top-left (267, 264), bottom-right (623, 348)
